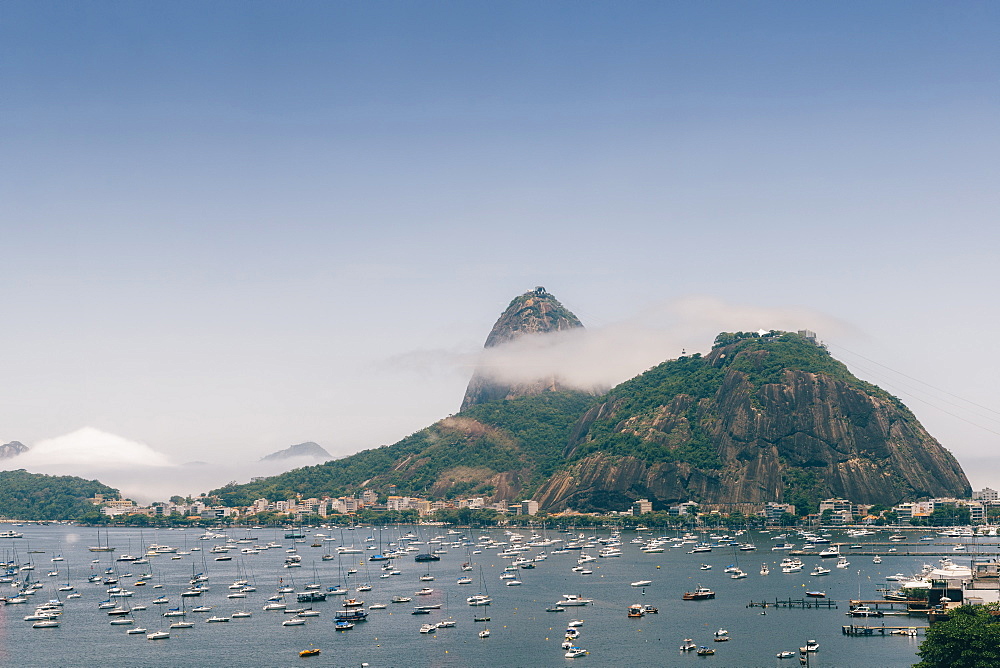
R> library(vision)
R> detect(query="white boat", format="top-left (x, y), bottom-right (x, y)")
top-left (169, 621), bottom-right (193, 628)
top-left (466, 594), bottom-right (491, 606)
top-left (568, 619), bottom-right (584, 627)
top-left (126, 628), bottom-right (147, 635)
top-left (556, 594), bottom-right (593, 607)
top-left (565, 647), bottom-right (588, 658)
top-left (146, 631), bottom-right (170, 640)
top-left (631, 580), bottom-right (652, 587)
top-left (680, 639), bottom-right (697, 651)
top-left (479, 629), bottom-right (490, 638)
top-left (282, 618), bottom-right (306, 626)
top-left (231, 611), bottom-right (252, 618)
top-left (873, 555), bottom-right (882, 564)
top-left (419, 623), bottom-right (437, 633)
top-left (760, 563), bottom-right (770, 575)
top-left (836, 556), bottom-right (850, 569)
top-left (457, 577), bottom-right (473, 585)
top-left (205, 616), bottom-right (230, 623)
top-left (810, 566), bottom-right (831, 576)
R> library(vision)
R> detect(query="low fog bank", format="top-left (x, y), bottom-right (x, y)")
top-left (390, 296), bottom-right (848, 397)
top-left (0, 428), bottom-right (329, 503)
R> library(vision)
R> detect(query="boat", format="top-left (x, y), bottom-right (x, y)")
top-left (682, 585), bottom-right (715, 600)
top-left (630, 580), bottom-right (652, 587)
top-left (777, 651), bottom-right (795, 658)
top-left (169, 621), bottom-right (193, 628)
top-left (568, 619), bottom-right (584, 627)
top-left (126, 628), bottom-right (147, 635)
top-left (873, 555), bottom-right (882, 564)
top-left (299, 648), bottom-right (321, 657)
top-left (805, 640), bottom-right (819, 652)
top-left (282, 618), bottom-right (306, 626)
top-left (680, 639), bottom-right (697, 651)
top-left (836, 556), bottom-right (850, 569)
top-left (146, 631), bottom-right (169, 640)
top-left (32, 620), bottom-right (60, 628)
top-left (760, 563), bottom-right (770, 575)
top-left (805, 591), bottom-right (826, 598)
top-left (205, 615), bottom-right (230, 623)
top-left (700, 564), bottom-right (712, 570)
top-left (479, 629), bottom-right (490, 638)
top-left (819, 546), bottom-right (841, 558)
top-left (334, 620), bottom-right (354, 630)
top-left (627, 604), bottom-right (644, 618)
top-left (565, 647), bottom-right (588, 658)
top-left (714, 628), bottom-right (730, 642)
top-left (556, 594), bottom-right (593, 607)
top-left (457, 577), bottom-right (473, 585)
top-left (419, 623), bottom-right (437, 633)
top-left (696, 647), bottom-right (715, 656)
top-left (810, 566), bottom-right (831, 576)
top-left (232, 611), bottom-right (252, 618)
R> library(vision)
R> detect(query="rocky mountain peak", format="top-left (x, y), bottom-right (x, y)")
top-left (0, 441), bottom-right (28, 459)
top-left (461, 287), bottom-right (587, 410)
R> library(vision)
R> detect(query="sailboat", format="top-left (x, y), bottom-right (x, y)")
top-left (467, 566), bottom-right (491, 606)
top-left (89, 529), bottom-right (115, 553)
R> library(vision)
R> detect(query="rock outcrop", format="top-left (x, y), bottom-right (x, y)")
top-left (461, 287), bottom-right (587, 410)
top-left (534, 332), bottom-right (970, 512)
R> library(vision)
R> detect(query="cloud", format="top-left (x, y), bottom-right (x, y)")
top-left (0, 427), bottom-right (333, 503)
top-left (388, 295), bottom-right (850, 394)
top-left (5, 427), bottom-right (173, 470)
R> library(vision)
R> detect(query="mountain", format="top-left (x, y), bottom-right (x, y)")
top-left (208, 294), bottom-right (970, 515)
top-left (0, 441), bottom-right (29, 459)
top-left (534, 331), bottom-right (970, 513)
top-left (260, 442), bottom-right (331, 462)
top-left (461, 287), bottom-right (589, 410)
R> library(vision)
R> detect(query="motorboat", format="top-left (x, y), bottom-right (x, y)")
top-left (479, 629), bottom-right (490, 638)
top-left (282, 618), bottom-right (306, 626)
top-left (682, 586), bottom-right (715, 600)
top-left (810, 566), bottom-right (831, 576)
top-left (627, 604), bottom-right (645, 618)
top-left (556, 594), bottom-right (593, 606)
top-left (146, 631), bottom-right (169, 640)
top-left (680, 639), bottom-right (697, 651)
top-left (777, 651), bottom-right (795, 658)
top-left (714, 628), bottom-right (730, 642)
top-left (565, 647), bottom-right (588, 658)
top-left (630, 580), bottom-right (652, 587)
top-left (696, 647), bottom-right (715, 656)
top-left (419, 623), bottom-right (437, 633)
top-left (806, 591), bottom-right (826, 598)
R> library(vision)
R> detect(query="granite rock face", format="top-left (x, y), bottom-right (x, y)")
top-left (533, 334), bottom-right (971, 512)
top-left (461, 287), bottom-right (588, 410)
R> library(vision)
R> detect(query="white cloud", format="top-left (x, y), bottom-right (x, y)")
top-left (390, 295), bottom-right (849, 394)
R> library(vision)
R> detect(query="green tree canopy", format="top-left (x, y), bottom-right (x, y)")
top-left (915, 605), bottom-right (1000, 668)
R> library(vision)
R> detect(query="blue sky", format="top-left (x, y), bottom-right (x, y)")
top-left (2, 1), bottom-right (998, 499)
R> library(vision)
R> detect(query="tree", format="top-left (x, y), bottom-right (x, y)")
top-left (915, 604), bottom-right (1000, 668)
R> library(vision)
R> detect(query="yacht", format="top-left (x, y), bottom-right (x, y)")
top-left (556, 594), bottom-right (593, 607)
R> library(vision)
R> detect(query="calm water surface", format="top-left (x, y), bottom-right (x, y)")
top-left (0, 525), bottom-right (968, 667)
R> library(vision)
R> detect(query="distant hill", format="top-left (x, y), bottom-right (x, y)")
top-left (0, 441), bottom-right (29, 459)
top-left (0, 470), bottom-right (118, 520)
top-left (208, 291), bottom-right (970, 516)
top-left (260, 442), bottom-right (331, 462)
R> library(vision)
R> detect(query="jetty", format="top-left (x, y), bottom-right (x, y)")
top-left (842, 624), bottom-right (928, 636)
top-left (746, 598), bottom-right (838, 609)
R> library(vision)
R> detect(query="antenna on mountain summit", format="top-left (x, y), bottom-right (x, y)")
top-left (534, 286), bottom-right (547, 294)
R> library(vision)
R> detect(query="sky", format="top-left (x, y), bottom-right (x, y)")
top-left (1, 1), bottom-right (998, 501)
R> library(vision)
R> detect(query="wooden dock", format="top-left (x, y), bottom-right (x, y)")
top-left (746, 598), bottom-right (838, 609)
top-left (842, 624), bottom-right (928, 636)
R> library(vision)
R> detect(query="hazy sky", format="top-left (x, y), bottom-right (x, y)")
top-left (2, 1), bottom-right (998, 500)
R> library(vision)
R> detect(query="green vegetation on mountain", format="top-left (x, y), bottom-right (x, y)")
top-left (0, 469), bottom-right (118, 520)
top-left (209, 326), bottom-right (970, 516)
top-left (211, 391), bottom-right (593, 506)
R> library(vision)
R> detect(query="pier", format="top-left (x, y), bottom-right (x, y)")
top-left (842, 624), bottom-right (928, 636)
top-left (746, 598), bottom-right (838, 609)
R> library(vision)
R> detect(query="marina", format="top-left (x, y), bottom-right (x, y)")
top-left (0, 523), bottom-right (986, 666)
